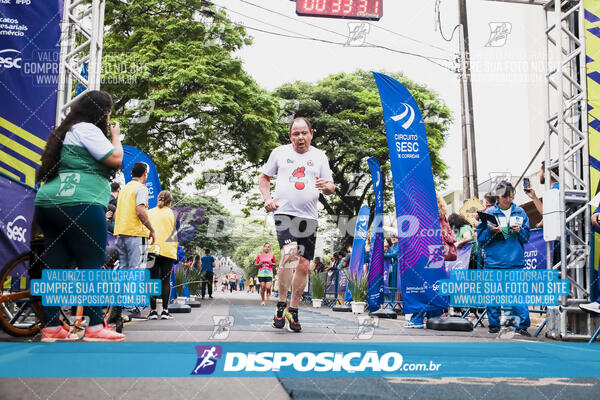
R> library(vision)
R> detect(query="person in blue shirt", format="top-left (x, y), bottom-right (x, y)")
top-left (581, 207), bottom-right (600, 314)
top-left (200, 249), bottom-right (215, 299)
top-left (477, 181), bottom-right (531, 336)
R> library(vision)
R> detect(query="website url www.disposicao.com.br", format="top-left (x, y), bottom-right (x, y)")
top-left (222, 351), bottom-right (442, 373)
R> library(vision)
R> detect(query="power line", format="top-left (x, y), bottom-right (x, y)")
top-left (213, 2), bottom-right (314, 40)
top-left (212, 1), bottom-right (454, 71)
top-left (240, 0), bottom-right (452, 56)
top-left (435, 0), bottom-right (460, 42)
top-left (236, 24), bottom-right (453, 71)
top-left (370, 24), bottom-right (453, 54)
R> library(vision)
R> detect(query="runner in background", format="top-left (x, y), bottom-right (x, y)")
top-left (255, 242), bottom-right (276, 306)
top-left (227, 270), bottom-right (237, 293)
top-left (221, 276), bottom-right (228, 292)
top-left (248, 275), bottom-right (255, 293)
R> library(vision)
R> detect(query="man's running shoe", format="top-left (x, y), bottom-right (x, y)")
top-left (272, 302), bottom-right (287, 329)
top-left (266, 293), bottom-right (270, 301)
top-left (148, 310), bottom-right (159, 320)
top-left (285, 307), bottom-right (302, 332)
top-left (261, 300), bottom-right (265, 306)
top-left (83, 326), bottom-right (125, 342)
top-left (403, 321), bottom-right (424, 329)
top-left (579, 301), bottom-right (600, 314)
top-left (160, 310), bottom-right (174, 320)
top-left (41, 326), bottom-right (79, 342)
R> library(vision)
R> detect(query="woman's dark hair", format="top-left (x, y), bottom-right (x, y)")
top-left (448, 213), bottom-right (471, 230)
top-left (37, 90), bottom-right (113, 183)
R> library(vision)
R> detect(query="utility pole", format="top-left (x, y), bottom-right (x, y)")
top-left (458, 26), bottom-right (471, 199)
top-left (458, 0), bottom-right (478, 198)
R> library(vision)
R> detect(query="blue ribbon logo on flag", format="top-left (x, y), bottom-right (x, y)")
top-left (345, 205), bottom-right (370, 301)
top-left (191, 345), bottom-right (222, 375)
top-left (372, 72), bottom-right (449, 314)
top-left (367, 157), bottom-right (385, 311)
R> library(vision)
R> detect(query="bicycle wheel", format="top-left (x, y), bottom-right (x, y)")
top-left (0, 252), bottom-right (116, 337)
top-left (0, 252), bottom-right (43, 336)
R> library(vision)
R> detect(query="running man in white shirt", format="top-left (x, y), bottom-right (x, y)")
top-left (259, 117), bottom-right (335, 332)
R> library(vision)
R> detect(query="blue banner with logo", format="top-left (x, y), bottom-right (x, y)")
top-left (122, 145), bottom-right (162, 209)
top-left (367, 157), bottom-right (385, 311)
top-left (0, 1), bottom-right (62, 266)
top-left (2, 342), bottom-right (600, 377)
top-left (344, 205), bottom-right (370, 301)
top-left (0, 1), bottom-right (62, 188)
top-left (373, 72), bottom-right (449, 314)
top-left (524, 229), bottom-right (546, 270)
top-left (0, 175), bottom-right (36, 264)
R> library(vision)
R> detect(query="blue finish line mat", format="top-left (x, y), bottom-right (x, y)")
top-left (1, 342), bottom-right (600, 378)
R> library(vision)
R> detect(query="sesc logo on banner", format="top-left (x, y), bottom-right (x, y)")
top-left (0, 49), bottom-right (22, 69)
top-left (6, 215), bottom-right (27, 243)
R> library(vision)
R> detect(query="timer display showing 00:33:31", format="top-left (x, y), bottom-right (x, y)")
top-left (296, 0), bottom-right (383, 21)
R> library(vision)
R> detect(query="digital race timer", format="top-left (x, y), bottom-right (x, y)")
top-left (296, 0), bottom-right (383, 21)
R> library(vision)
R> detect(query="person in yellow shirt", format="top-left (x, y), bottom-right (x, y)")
top-left (147, 190), bottom-right (178, 320)
top-left (114, 162), bottom-right (156, 268)
top-left (112, 162), bottom-right (157, 328)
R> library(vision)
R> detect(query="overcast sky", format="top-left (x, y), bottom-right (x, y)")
top-left (183, 0), bottom-right (548, 212)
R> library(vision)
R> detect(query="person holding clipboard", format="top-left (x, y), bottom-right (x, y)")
top-left (476, 181), bottom-right (532, 337)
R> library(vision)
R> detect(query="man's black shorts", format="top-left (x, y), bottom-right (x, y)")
top-left (257, 276), bottom-right (272, 283)
top-left (274, 213), bottom-right (317, 261)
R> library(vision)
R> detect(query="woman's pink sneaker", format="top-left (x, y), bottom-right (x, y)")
top-left (83, 326), bottom-right (125, 342)
top-left (41, 326), bottom-right (79, 342)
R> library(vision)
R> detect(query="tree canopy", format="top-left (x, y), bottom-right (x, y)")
top-left (102, 0), bottom-right (280, 187)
